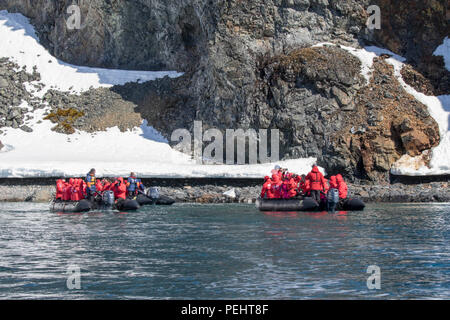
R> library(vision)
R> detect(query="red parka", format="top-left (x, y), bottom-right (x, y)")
top-left (329, 176), bottom-right (338, 189)
top-left (336, 174), bottom-right (348, 199)
top-left (112, 177), bottom-right (127, 200)
top-left (306, 166), bottom-right (327, 191)
top-left (55, 179), bottom-right (65, 200)
top-left (261, 177), bottom-right (275, 199)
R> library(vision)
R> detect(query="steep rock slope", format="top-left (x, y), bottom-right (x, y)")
top-left (0, 0), bottom-right (447, 181)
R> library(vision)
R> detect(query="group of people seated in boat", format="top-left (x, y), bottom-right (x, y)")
top-left (260, 164), bottom-right (348, 212)
top-left (55, 169), bottom-right (145, 203)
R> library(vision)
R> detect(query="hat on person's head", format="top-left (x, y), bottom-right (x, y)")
top-left (274, 165), bottom-right (281, 170)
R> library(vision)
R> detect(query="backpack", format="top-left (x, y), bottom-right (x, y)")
top-left (327, 188), bottom-right (339, 203)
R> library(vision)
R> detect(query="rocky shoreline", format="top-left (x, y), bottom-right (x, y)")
top-left (0, 177), bottom-right (448, 204)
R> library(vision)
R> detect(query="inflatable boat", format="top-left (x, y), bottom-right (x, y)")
top-left (135, 187), bottom-right (175, 206)
top-left (50, 199), bottom-right (92, 213)
top-left (50, 191), bottom-right (140, 213)
top-left (256, 197), bottom-right (365, 212)
top-left (136, 194), bottom-right (175, 206)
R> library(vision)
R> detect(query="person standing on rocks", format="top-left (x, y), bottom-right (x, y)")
top-left (306, 164), bottom-right (327, 203)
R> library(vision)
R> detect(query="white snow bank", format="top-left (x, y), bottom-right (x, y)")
top-left (434, 36), bottom-right (450, 71)
top-left (0, 10), bottom-right (182, 97)
top-left (0, 106), bottom-right (320, 178)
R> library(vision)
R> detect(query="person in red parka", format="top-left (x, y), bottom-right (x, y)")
top-left (95, 179), bottom-right (104, 193)
top-left (287, 174), bottom-right (298, 198)
top-left (55, 179), bottom-right (66, 200)
top-left (260, 176), bottom-right (275, 199)
top-left (112, 177), bottom-right (127, 200)
top-left (336, 174), bottom-right (348, 199)
top-left (71, 180), bottom-right (83, 201)
top-left (329, 176), bottom-right (338, 189)
top-left (299, 174), bottom-right (310, 196)
top-left (270, 170), bottom-right (282, 198)
top-left (306, 165), bottom-right (327, 203)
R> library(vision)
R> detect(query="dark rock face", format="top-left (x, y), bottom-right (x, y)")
top-left (0, 0), bottom-right (213, 71)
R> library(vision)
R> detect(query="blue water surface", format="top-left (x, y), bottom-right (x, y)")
top-left (0, 202), bottom-right (449, 299)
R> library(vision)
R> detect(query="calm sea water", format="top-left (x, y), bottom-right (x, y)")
top-left (0, 202), bottom-right (449, 299)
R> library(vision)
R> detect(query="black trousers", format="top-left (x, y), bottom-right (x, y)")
top-left (310, 190), bottom-right (321, 203)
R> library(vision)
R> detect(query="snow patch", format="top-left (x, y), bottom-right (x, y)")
top-left (434, 36), bottom-right (450, 71)
top-left (0, 10), bottom-right (182, 97)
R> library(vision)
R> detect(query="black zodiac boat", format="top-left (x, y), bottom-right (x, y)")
top-left (50, 191), bottom-right (140, 213)
top-left (135, 187), bottom-right (176, 206)
top-left (256, 197), bottom-right (365, 212)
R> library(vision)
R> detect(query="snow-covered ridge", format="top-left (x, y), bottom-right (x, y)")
top-left (0, 11), bottom-right (320, 178)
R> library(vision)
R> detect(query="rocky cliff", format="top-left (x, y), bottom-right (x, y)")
top-left (0, 0), bottom-right (448, 181)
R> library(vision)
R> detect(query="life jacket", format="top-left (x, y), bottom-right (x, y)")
top-left (336, 174), bottom-right (348, 199)
top-left (306, 166), bottom-right (326, 191)
top-left (55, 179), bottom-right (65, 200)
top-left (86, 173), bottom-right (96, 190)
top-left (327, 188), bottom-right (340, 203)
top-left (126, 177), bottom-right (140, 192)
top-left (113, 177), bottom-right (127, 200)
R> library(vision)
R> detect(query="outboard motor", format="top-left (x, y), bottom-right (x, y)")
top-left (102, 190), bottom-right (115, 208)
top-left (147, 187), bottom-right (160, 199)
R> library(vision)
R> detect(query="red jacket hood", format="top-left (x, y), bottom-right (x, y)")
top-left (311, 166), bottom-right (320, 173)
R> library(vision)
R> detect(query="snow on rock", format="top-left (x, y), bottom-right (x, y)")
top-left (362, 46), bottom-right (450, 176)
top-left (0, 10), bottom-right (182, 97)
top-left (434, 36), bottom-right (450, 71)
top-left (314, 42), bottom-right (449, 176)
